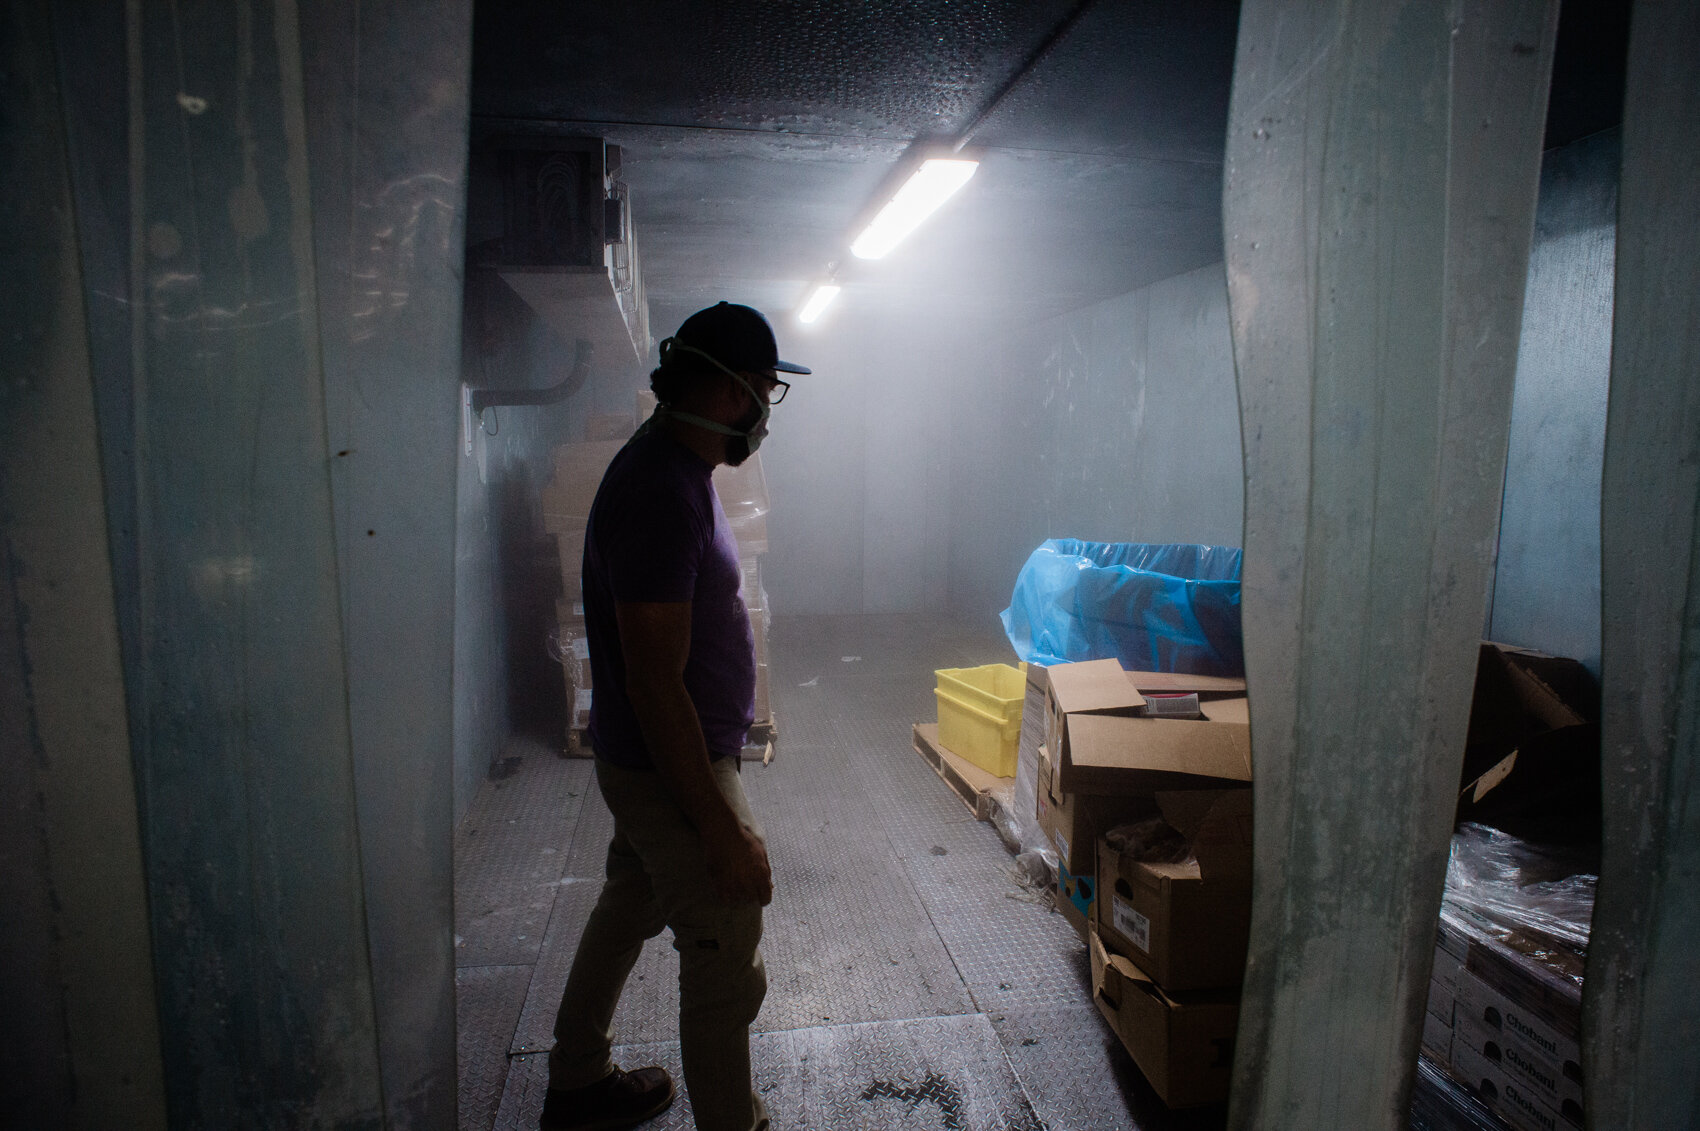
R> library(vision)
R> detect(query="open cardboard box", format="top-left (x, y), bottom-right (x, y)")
top-left (1046, 660), bottom-right (1251, 795)
top-left (1457, 642), bottom-right (1599, 842)
top-left (1037, 744), bottom-right (1157, 880)
top-left (1090, 923), bottom-right (1238, 1108)
top-left (1097, 789), bottom-right (1252, 993)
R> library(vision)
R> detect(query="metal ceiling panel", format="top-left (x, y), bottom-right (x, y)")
top-left (470, 1), bottom-right (1241, 333)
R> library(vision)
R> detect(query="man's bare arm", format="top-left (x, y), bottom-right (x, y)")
top-left (615, 600), bottom-right (772, 906)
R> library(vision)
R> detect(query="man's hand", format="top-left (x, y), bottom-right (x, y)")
top-left (703, 821), bottom-right (773, 907)
top-left (616, 599), bottom-right (772, 905)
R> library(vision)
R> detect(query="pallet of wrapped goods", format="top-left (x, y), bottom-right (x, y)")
top-left (550, 609), bottom-right (593, 756)
top-left (713, 452), bottom-right (770, 556)
top-left (1425, 824), bottom-right (1592, 1131)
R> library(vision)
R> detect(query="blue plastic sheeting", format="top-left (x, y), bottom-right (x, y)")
top-left (1000, 540), bottom-right (1244, 675)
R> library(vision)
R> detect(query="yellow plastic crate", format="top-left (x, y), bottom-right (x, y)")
top-left (934, 662), bottom-right (1027, 778)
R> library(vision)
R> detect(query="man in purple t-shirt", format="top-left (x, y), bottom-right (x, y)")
top-left (540, 303), bottom-right (808, 1131)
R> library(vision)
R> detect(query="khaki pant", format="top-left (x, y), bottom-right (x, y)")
top-left (548, 756), bottom-right (769, 1131)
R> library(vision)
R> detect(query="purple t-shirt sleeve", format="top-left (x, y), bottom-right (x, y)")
top-left (600, 478), bottom-right (710, 604)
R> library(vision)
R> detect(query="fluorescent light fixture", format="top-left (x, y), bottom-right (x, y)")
top-left (797, 283), bottom-right (841, 324)
top-left (850, 157), bottom-right (979, 260)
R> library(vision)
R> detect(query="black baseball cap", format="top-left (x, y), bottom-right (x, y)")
top-left (667, 301), bottom-right (811, 375)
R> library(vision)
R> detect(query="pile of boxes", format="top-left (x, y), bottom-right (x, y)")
top-left (713, 456), bottom-right (775, 744)
top-left (1421, 885), bottom-right (1587, 1130)
top-left (1414, 641), bottom-right (1595, 1131)
top-left (1034, 658), bottom-right (1253, 1108)
top-left (541, 418), bottom-right (629, 743)
top-left (1019, 646), bottom-right (1594, 1119)
top-left (541, 399), bottom-right (775, 750)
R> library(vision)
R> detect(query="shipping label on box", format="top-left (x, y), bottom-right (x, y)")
top-left (1094, 790), bottom-right (1252, 993)
top-left (1089, 926), bottom-right (1239, 1109)
top-left (1110, 892), bottom-right (1152, 952)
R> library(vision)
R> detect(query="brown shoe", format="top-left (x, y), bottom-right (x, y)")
top-left (538, 1065), bottom-right (676, 1131)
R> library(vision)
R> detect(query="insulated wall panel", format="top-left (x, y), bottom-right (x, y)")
top-left (1491, 131), bottom-right (1619, 675)
top-left (0, 3), bottom-right (165, 1125)
top-left (300, 1), bottom-right (472, 1124)
top-left (1222, 0), bottom-right (1557, 1126)
top-left (121, 2), bottom-right (385, 1122)
top-left (1586, 3), bottom-right (1700, 1127)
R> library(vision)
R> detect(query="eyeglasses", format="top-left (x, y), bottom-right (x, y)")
top-left (768, 378), bottom-right (791, 405)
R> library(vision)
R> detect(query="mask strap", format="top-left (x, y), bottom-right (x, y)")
top-left (655, 337), bottom-right (768, 423)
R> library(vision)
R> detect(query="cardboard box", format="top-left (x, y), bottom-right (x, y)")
top-left (1045, 661), bottom-right (1251, 795)
top-left (583, 412), bottom-right (635, 441)
top-left (713, 452), bottom-right (770, 556)
top-left (1096, 790), bottom-right (1253, 993)
top-left (753, 661), bottom-right (771, 725)
top-left (1089, 925), bottom-right (1239, 1108)
top-left (1420, 1008), bottom-right (1454, 1064)
top-left (556, 624), bottom-right (592, 692)
top-left (1427, 944), bottom-right (1463, 1024)
top-left (1025, 661), bottom-right (1050, 696)
top-left (727, 511), bottom-right (768, 555)
top-left (747, 604), bottom-right (769, 664)
top-left (570, 688), bottom-right (593, 730)
top-left (1454, 970), bottom-right (1583, 1119)
top-left (1463, 926), bottom-right (1583, 1040)
top-left (737, 555), bottom-right (764, 609)
top-left (1428, 912), bottom-right (1471, 1024)
top-left (1454, 1011), bottom-right (1584, 1126)
top-left (1056, 859), bottom-right (1094, 939)
top-left (1035, 745), bottom-right (1156, 878)
top-left (1450, 1037), bottom-right (1571, 1131)
top-left (1457, 642), bottom-right (1599, 841)
top-left (554, 530), bottom-right (586, 596)
top-left (543, 440), bottom-right (626, 531)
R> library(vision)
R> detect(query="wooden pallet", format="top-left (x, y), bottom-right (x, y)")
top-left (911, 723), bottom-right (1011, 823)
top-left (742, 716), bottom-right (777, 765)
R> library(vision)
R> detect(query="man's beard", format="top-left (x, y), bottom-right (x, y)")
top-left (723, 404), bottom-right (764, 466)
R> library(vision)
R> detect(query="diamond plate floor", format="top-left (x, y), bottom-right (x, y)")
top-left (457, 614), bottom-right (1218, 1131)
top-left (495, 1015), bottom-right (1044, 1131)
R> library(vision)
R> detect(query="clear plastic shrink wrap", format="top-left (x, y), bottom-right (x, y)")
top-left (1443, 821), bottom-right (1595, 967)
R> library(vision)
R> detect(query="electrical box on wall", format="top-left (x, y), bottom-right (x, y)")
top-left (494, 135), bottom-right (609, 268)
